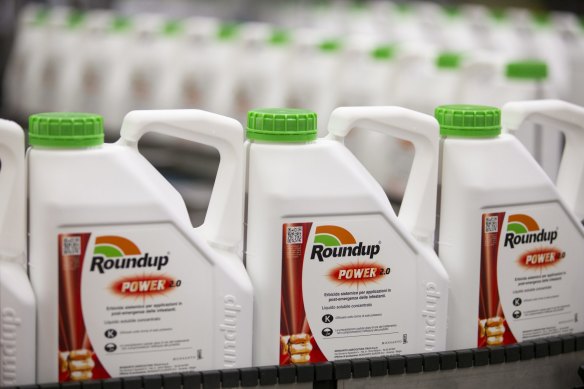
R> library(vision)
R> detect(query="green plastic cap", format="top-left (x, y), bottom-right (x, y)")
top-left (371, 45), bottom-right (397, 60)
top-left (217, 23), bottom-right (239, 40)
top-left (29, 113), bottom-right (104, 148)
top-left (163, 20), bottom-right (184, 36)
top-left (394, 3), bottom-right (412, 14)
top-left (490, 8), bottom-right (507, 22)
top-left (532, 11), bottom-right (552, 27)
top-left (33, 8), bottom-right (50, 26)
top-left (269, 29), bottom-right (290, 45)
top-left (436, 52), bottom-right (462, 69)
top-left (319, 39), bottom-right (342, 52)
top-left (506, 60), bottom-right (548, 80)
top-left (435, 105), bottom-right (501, 138)
top-left (247, 108), bottom-right (317, 142)
top-left (111, 16), bottom-right (132, 33)
top-left (67, 10), bottom-right (85, 29)
top-left (443, 5), bottom-right (461, 18)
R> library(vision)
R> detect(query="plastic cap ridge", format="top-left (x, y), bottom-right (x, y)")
top-left (29, 112), bottom-right (104, 148)
top-left (247, 108), bottom-right (317, 142)
top-left (435, 105), bottom-right (501, 137)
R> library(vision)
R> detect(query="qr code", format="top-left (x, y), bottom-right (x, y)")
top-left (62, 236), bottom-right (81, 256)
top-left (485, 216), bottom-right (499, 233)
top-left (287, 226), bottom-right (303, 244)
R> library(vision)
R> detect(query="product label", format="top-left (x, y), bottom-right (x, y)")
top-left (58, 224), bottom-right (213, 382)
top-left (479, 204), bottom-right (584, 347)
top-left (280, 216), bottom-right (424, 365)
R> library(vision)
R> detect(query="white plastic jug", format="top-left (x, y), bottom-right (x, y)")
top-left (27, 111), bottom-right (253, 383)
top-left (286, 38), bottom-right (344, 133)
top-left (341, 43), bottom-right (421, 201)
top-left (54, 10), bottom-right (114, 113)
top-left (502, 99), bottom-right (584, 222)
top-left (100, 14), bottom-right (166, 132)
top-left (245, 108), bottom-right (448, 367)
top-left (3, 5), bottom-right (49, 117)
top-left (20, 6), bottom-right (71, 115)
top-left (231, 27), bottom-right (292, 122)
top-left (498, 61), bottom-right (563, 182)
top-left (158, 16), bottom-right (219, 111)
top-left (0, 119), bottom-right (36, 386)
top-left (435, 104), bottom-right (584, 350)
top-left (202, 23), bottom-right (242, 117)
top-left (457, 59), bottom-right (562, 182)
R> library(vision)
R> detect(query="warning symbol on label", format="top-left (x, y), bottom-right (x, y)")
top-left (105, 343), bottom-right (117, 353)
top-left (105, 329), bottom-right (117, 339)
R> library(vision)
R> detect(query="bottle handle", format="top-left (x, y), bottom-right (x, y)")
top-left (502, 99), bottom-right (584, 221)
top-left (0, 119), bottom-right (26, 268)
top-left (119, 110), bottom-right (244, 253)
top-left (327, 107), bottom-right (440, 246)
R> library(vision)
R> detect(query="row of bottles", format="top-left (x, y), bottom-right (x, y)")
top-left (1, 100), bottom-right (583, 385)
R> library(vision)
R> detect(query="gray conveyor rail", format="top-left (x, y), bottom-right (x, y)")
top-left (7, 334), bottom-right (584, 389)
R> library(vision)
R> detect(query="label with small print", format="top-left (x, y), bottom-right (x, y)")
top-left (479, 203), bottom-right (584, 347)
top-left (279, 215), bottom-right (438, 365)
top-left (57, 224), bottom-right (212, 382)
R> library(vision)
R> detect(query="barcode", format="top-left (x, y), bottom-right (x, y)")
top-left (62, 237), bottom-right (81, 256)
top-left (485, 216), bottom-right (499, 233)
top-left (287, 226), bottom-right (303, 244)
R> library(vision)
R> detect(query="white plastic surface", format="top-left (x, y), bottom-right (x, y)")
top-left (20, 7), bottom-right (70, 115)
top-left (231, 24), bottom-right (291, 122)
top-left (99, 14), bottom-right (167, 131)
top-left (0, 120), bottom-right (26, 264)
top-left (438, 132), bottom-right (584, 350)
top-left (285, 31), bottom-right (342, 132)
top-left (327, 106), bottom-right (440, 246)
top-left (502, 99), bottom-right (584, 221)
top-left (0, 120), bottom-right (36, 386)
top-left (3, 5), bottom-right (46, 116)
top-left (30, 110), bottom-right (252, 383)
top-left (246, 109), bottom-right (448, 367)
top-left (53, 10), bottom-right (113, 113)
top-left (119, 110), bottom-right (244, 252)
top-left (0, 262), bottom-right (37, 386)
top-left (342, 42), bottom-right (432, 201)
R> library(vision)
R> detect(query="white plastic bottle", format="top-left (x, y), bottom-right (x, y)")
top-left (31, 9), bottom-right (86, 113)
top-left (231, 27), bottom-right (292, 122)
top-left (473, 9), bottom-right (526, 59)
top-left (494, 61), bottom-right (563, 183)
top-left (245, 108), bottom-right (448, 367)
top-left (20, 6), bottom-right (71, 116)
top-left (54, 9), bottom-right (114, 113)
top-left (455, 59), bottom-right (563, 183)
top-left (502, 99), bottom-right (584, 223)
top-left (203, 23), bottom-right (242, 117)
top-left (28, 111), bottom-right (253, 383)
top-left (171, 16), bottom-right (219, 111)
top-left (100, 14), bottom-right (166, 132)
top-left (3, 5), bottom-right (49, 117)
top-left (436, 104), bottom-right (584, 350)
top-left (286, 39), bottom-right (344, 133)
top-left (0, 119), bottom-right (36, 386)
top-left (341, 44), bottom-right (403, 199)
